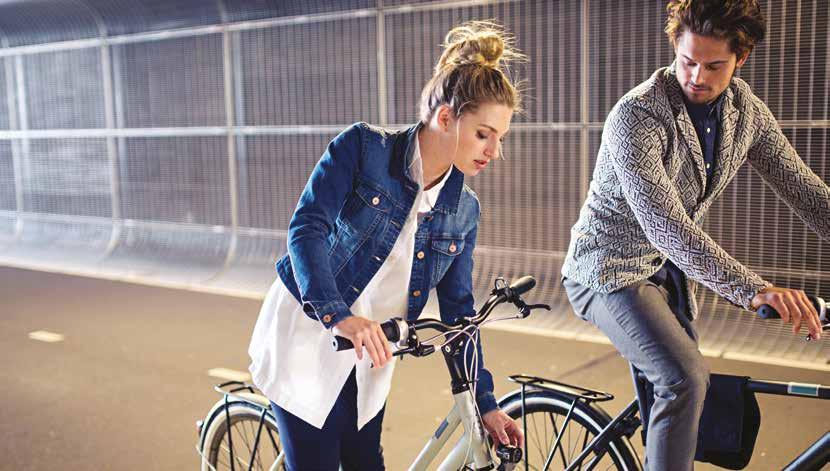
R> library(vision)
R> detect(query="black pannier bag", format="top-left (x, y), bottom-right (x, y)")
top-left (638, 372), bottom-right (761, 470)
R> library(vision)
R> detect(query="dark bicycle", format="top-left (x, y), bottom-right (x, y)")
top-left (497, 295), bottom-right (829, 471)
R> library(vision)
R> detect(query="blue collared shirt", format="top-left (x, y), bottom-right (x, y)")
top-left (653, 95), bottom-right (724, 316)
top-left (684, 95), bottom-right (724, 186)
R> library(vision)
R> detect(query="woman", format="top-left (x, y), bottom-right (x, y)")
top-left (248, 21), bottom-right (525, 470)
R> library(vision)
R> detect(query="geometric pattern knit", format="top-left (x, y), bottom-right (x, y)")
top-left (562, 63), bottom-right (830, 315)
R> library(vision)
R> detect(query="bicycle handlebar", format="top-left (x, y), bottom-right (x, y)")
top-left (332, 275), bottom-right (545, 353)
top-left (757, 296), bottom-right (827, 320)
top-left (331, 318), bottom-right (403, 351)
top-left (502, 275), bottom-right (537, 299)
top-left (757, 296), bottom-right (829, 340)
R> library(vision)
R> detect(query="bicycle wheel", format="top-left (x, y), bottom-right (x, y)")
top-left (500, 390), bottom-right (641, 471)
top-left (199, 400), bottom-right (285, 471)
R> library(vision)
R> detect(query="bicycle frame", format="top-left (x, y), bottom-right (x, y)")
top-left (746, 379), bottom-right (830, 471)
top-left (408, 323), bottom-right (498, 470)
top-left (538, 372), bottom-right (830, 471)
top-left (408, 390), bottom-right (492, 470)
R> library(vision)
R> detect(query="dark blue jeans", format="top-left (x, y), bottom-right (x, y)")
top-left (271, 369), bottom-right (385, 471)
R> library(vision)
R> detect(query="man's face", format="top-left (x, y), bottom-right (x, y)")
top-left (674, 30), bottom-right (749, 104)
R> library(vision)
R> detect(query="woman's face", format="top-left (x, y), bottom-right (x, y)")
top-left (447, 103), bottom-right (514, 177)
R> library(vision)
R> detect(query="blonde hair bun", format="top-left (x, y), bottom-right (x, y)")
top-left (419, 20), bottom-right (525, 123)
top-left (438, 21), bottom-right (521, 70)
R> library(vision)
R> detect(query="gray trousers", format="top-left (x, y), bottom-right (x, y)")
top-left (563, 277), bottom-right (710, 471)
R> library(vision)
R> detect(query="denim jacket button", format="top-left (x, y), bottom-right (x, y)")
top-left (322, 314), bottom-right (333, 323)
top-left (449, 244), bottom-right (457, 253)
top-left (371, 196), bottom-right (380, 205)
top-left (416, 251), bottom-right (425, 259)
top-left (412, 290), bottom-right (421, 297)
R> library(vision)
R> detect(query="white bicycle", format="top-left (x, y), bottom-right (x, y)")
top-left (195, 276), bottom-right (622, 471)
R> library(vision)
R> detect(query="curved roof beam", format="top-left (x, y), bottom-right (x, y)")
top-left (216, 0), bottom-right (228, 24)
top-left (67, 0), bottom-right (108, 38)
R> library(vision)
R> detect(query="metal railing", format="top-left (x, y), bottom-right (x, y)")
top-left (0, 0), bottom-right (827, 369)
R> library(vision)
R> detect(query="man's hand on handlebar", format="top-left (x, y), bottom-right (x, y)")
top-left (332, 315), bottom-right (394, 368)
top-left (752, 286), bottom-right (822, 340)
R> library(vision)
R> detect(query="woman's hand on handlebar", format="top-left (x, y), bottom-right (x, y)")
top-left (752, 286), bottom-right (822, 340)
top-left (332, 316), bottom-right (394, 367)
top-left (482, 409), bottom-right (524, 448)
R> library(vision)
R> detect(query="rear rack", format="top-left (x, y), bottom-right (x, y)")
top-left (508, 374), bottom-right (615, 403)
top-left (213, 381), bottom-right (271, 409)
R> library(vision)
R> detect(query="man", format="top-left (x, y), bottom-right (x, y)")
top-left (561, 0), bottom-right (830, 469)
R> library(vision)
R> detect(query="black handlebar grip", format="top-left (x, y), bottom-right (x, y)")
top-left (509, 276), bottom-right (537, 296)
top-left (332, 336), bottom-right (355, 351)
top-left (757, 296), bottom-right (825, 320)
top-left (757, 304), bottom-right (781, 320)
top-left (332, 319), bottom-right (402, 351)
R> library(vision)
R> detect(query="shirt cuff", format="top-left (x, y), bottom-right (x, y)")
top-left (742, 280), bottom-right (773, 311)
top-left (302, 300), bottom-right (353, 329)
top-left (476, 392), bottom-right (498, 416)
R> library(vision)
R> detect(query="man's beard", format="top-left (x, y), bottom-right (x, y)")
top-left (685, 69), bottom-right (736, 104)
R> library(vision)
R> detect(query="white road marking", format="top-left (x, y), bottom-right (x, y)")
top-left (28, 331), bottom-right (65, 343)
top-left (207, 368), bottom-right (251, 382)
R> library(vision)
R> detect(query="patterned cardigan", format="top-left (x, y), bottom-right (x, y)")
top-left (562, 65), bottom-right (830, 315)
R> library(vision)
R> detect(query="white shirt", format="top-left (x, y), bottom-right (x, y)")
top-left (248, 136), bottom-right (452, 429)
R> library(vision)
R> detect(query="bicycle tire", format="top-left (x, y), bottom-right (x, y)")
top-left (499, 390), bottom-right (641, 471)
top-left (199, 400), bottom-right (285, 471)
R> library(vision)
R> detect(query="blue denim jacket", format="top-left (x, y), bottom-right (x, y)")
top-left (275, 122), bottom-right (497, 413)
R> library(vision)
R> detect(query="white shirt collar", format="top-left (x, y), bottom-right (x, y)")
top-left (410, 134), bottom-right (452, 213)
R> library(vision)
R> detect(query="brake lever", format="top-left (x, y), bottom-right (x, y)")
top-left (410, 343), bottom-right (436, 357)
top-left (393, 341), bottom-right (436, 358)
top-left (513, 298), bottom-right (552, 318)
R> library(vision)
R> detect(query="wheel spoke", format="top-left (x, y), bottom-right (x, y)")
top-left (504, 396), bottom-right (637, 471)
top-left (548, 411), bottom-right (568, 466)
top-left (204, 405), bottom-right (282, 471)
top-left (576, 423), bottom-right (592, 471)
top-left (530, 411), bottom-right (545, 463)
top-left (567, 421), bottom-right (590, 469)
top-left (220, 441), bottom-right (252, 469)
top-left (236, 421), bottom-right (250, 464)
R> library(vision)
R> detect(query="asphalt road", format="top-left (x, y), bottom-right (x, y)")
top-left (1, 267), bottom-right (827, 470)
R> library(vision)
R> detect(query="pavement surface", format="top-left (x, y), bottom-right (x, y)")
top-left (1, 266), bottom-right (827, 470)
